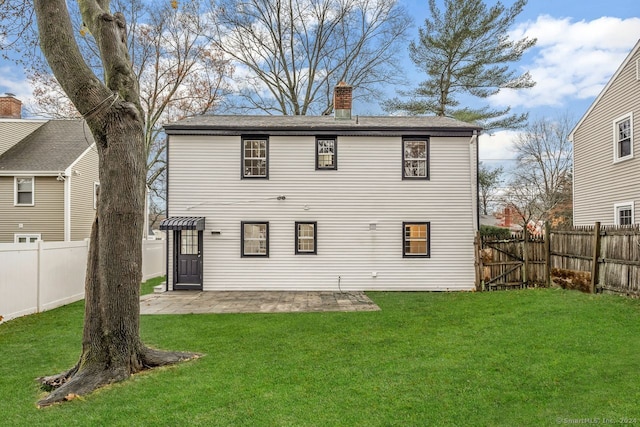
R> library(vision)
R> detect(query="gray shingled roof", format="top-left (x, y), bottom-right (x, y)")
top-left (0, 119), bottom-right (95, 173)
top-left (164, 115), bottom-right (482, 136)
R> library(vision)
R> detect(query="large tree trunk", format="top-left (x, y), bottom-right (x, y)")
top-left (34, 1), bottom-right (197, 407)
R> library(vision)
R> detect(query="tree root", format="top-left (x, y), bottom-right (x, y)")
top-left (36, 347), bottom-right (201, 408)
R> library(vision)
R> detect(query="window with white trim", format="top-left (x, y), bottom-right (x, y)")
top-left (403, 222), bottom-right (430, 257)
top-left (93, 182), bottom-right (100, 210)
top-left (242, 137), bottom-right (268, 178)
top-left (613, 114), bottom-right (633, 162)
top-left (241, 221), bottom-right (269, 256)
top-left (15, 177), bottom-right (34, 206)
top-left (403, 138), bottom-right (429, 179)
top-left (14, 233), bottom-right (41, 243)
top-left (295, 221), bottom-right (317, 254)
top-left (316, 137), bottom-right (337, 170)
top-left (614, 202), bottom-right (634, 226)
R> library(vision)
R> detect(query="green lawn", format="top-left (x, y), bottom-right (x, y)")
top-left (2, 284), bottom-right (640, 426)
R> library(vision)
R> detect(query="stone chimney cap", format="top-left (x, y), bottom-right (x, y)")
top-left (4, 92), bottom-right (17, 97)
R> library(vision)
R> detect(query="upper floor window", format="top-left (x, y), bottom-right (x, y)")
top-left (614, 202), bottom-right (634, 226)
top-left (613, 114), bottom-right (633, 162)
top-left (295, 221), bottom-right (317, 254)
top-left (242, 137), bottom-right (268, 178)
top-left (403, 222), bottom-right (430, 257)
top-left (241, 221), bottom-right (269, 257)
top-left (15, 177), bottom-right (34, 206)
top-left (316, 137), bottom-right (337, 170)
top-left (402, 138), bottom-right (429, 179)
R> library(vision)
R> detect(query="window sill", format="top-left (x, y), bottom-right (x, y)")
top-left (613, 155), bottom-right (634, 164)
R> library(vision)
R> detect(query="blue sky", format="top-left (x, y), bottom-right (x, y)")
top-left (1, 0), bottom-right (639, 164)
top-left (398, 0), bottom-right (640, 165)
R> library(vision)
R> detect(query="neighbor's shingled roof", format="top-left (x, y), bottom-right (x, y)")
top-left (0, 119), bottom-right (95, 173)
top-left (164, 115), bottom-right (482, 137)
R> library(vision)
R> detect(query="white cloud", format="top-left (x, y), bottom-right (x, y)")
top-left (490, 15), bottom-right (640, 109)
top-left (0, 65), bottom-right (33, 102)
top-left (479, 130), bottom-right (520, 164)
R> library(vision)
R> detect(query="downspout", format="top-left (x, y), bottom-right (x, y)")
top-left (476, 131), bottom-right (480, 231)
top-left (165, 134), bottom-right (170, 292)
top-left (63, 168), bottom-right (71, 241)
top-left (470, 130), bottom-right (479, 232)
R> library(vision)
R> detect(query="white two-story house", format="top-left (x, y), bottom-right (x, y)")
top-left (570, 39), bottom-right (640, 226)
top-left (161, 84), bottom-right (481, 291)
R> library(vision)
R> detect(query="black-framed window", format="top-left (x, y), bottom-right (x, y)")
top-left (242, 136), bottom-right (269, 178)
top-left (403, 222), bottom-right (430, 257)
top-left (316, 137), bottom-right (337, 170)
top-left (295, 221), bottom-right (317, 254)
top-left (241, 221), bottom-right (269, 257)
top-left (402, 138), bottom-right (429, 179)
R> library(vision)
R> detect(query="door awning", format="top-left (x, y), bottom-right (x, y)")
top-left (159, 217), bottom-right (206, 231)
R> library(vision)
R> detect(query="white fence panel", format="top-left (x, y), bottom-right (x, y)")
top-left (39, 241), bottom-right (88, 312)
top-left (0, 239), bottom-right (164, 324)
top-left (0, 243), bottom-right (39, 320)
top-left (142, 240), bottom-right (165, 281)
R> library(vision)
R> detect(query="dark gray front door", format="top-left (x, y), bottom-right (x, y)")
top-left (175, 230), bottom-right (203, 290)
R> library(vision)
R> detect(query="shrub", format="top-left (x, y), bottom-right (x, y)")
top-left (480, 225), bottom-right (511, 239)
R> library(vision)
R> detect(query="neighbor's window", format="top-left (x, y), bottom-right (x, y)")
top-left (295, 221), bottom-right (317, 254)
top-left (93, 182), bottom-right (100, 210)
top-left (402, 138), bottom-right (429, 179)
top-left (316, 137), bottom-right (337, 170)
top-left (14, 233), bottom-right (41, 243)
top-left (15, 177), bottom-right (34, 206)
top-left (242, 137), bottom-right (268, 178)
top-left (241, 221), bottom-right (269, 257)
top-left (403, 222), bottom-right (430, 257)
top-left (614, 202), bottom-right (634, 226)
top-left (613, 114), bottom-right (633, 162)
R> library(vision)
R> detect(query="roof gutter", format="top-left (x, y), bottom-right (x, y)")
top-left (0, 170), bottom-right (65, 176)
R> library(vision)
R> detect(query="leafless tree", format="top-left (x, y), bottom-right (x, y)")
top-left (3, 0), bottom-right (199, 406)
top-left (9, 0), bottom-right (233, 211)
top-left (503, 114), bottom-right (574, 225)
top-left (212, 0), bottom-right (412, 115)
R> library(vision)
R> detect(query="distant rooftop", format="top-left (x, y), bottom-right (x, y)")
top-left (0, 119), bottom-right (95, 173)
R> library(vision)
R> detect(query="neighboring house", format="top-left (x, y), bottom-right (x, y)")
top-left (0, 95), bottom-right (99, 243)
top-left (161, 83), bottom-right (481, 291)
top-left (570, 39), bottom-right (640, 226)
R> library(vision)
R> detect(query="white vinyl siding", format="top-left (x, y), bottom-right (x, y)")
top-left (573, 43), bottom-right (640, 226)
top-left (167, 133), bottom-right (476, 291)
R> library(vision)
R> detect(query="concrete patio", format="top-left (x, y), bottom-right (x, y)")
top-left (140, 291), bottom-right (380, 314)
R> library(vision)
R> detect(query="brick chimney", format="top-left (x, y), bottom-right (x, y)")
top-left (333, 82), bottom-right (352, 120)
top-left (0, 94), bottom-right (22, 119)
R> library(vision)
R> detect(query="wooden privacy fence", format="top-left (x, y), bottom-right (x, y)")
top-left (475, 223), bottom-right (640, 296)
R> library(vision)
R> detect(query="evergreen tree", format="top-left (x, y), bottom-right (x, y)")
top-left (384, 0), bottom-right (536, 130)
